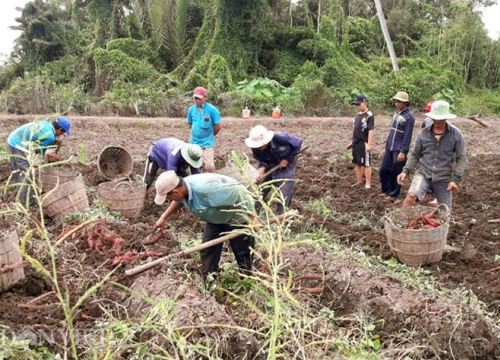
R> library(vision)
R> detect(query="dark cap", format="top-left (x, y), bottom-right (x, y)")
top-left (351, 94), bottom-right (368, 105)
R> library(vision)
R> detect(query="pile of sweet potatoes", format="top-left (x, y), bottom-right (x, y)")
top-left (406, 209), bottom-right (441, 230)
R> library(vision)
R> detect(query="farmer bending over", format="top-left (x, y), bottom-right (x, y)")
top-left (245, 125), bottom-right (302, 215)
top-left (186, 86), bottom-right (222, 173)
top-left (144, 138), bottom-right (203, 190)
top-left (7, 117), bottom-right (72, 205)
top-left (347, 95), bottom-right (375, 189)
top-left (154, 171), bottom-right (254, 285)
top-left (397, 100), bottom-right (466, 209)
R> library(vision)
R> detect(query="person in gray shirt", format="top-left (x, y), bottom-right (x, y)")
top-left (397, 100), bottom-right (466, 209)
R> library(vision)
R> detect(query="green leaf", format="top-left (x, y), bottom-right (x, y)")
top-left (383, 258), bottom-right (399, 267)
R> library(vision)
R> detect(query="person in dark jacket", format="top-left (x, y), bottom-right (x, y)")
top-left (379, 91), bottom-right (415, 201)
top-left (245, 125), bottom-right (302, 214)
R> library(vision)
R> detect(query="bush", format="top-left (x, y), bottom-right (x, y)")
top-left (374, 57), bottom-right (463, 109)
top-left (260, 49), bottom-right (305, 86)
top-left (0, 75), bottom-right (55, 114)
top-left (93, 48), bottom-right (158, 93)
top-left (51, 84), bottom-right (95, 114)
top-left (206, 54), bottom-right (233, 94)
top-left (292, 62), bottom-right (334, 115)
top-left (106, 38), bottom-right (162, 69)
top-left (37, 56), bottom-right (78, 84)
top-left (455, 89), bottom-right (500, 116)
top-left (297, 37), bottom-right (335, 65)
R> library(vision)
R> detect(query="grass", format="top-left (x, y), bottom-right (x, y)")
top-left (1, 149), bottom-right (498, 358)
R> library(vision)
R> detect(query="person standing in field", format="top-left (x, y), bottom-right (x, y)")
top-left (379, 91), bottom-right (415, 201)
top-left (397, 100), bottom-right (467, 209)
top-left (422, 101), bottom-right (434, 128)
top-left (347, 95), bottom-right (375, 189)
top-left (186, 86), bottom-right (221, 173)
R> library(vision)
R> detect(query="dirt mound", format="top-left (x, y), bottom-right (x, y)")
top-left (127, 271), bottom-right (259, 359)
top-left (295, 153), bottom-right (500, 313)
top-left (283, 246), bottom-right (500, 359)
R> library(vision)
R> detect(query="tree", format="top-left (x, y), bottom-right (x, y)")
top-left (373, 0), bottom-right (398, 71)
top-left (11, 0), bottom-right (69, 68)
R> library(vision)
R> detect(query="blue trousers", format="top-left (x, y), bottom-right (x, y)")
top-left (261, 164), bottom-right (295, 215)
top-left (380, 151), bottom-right (405, 198)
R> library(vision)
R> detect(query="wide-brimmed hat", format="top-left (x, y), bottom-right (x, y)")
top-left (154, 170), bottom-right (180, 205)
top-left (245, 125), bottom-right (274, 148)
top-left (181, 144), bottom-right (203, 168)
top-left (391, 91), bottom-right (410, 103)
top-left (425, 100), bottom-right (456, 120)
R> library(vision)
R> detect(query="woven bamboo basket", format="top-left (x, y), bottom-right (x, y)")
top-left (384, 204), bottom-right (450, 266)
top-left (0, 230), bottom-right (25, 293)
top-left (38, 166), bottom-right (79, 193)
top-left (98, 146), bottom-right (133, 180)
top-left (97, 180), bottom-right (146, 219)
top-left (42, 177), bottom-right (90, 218)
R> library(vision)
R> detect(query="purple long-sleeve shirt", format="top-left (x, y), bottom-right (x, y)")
top-left (150, 138), bottom-right (200, 174)
top-left (251, 132), bottom-right (302, 171)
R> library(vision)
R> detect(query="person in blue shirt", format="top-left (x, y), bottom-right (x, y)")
top-left (153, 171), bottom-right (254, 282)
top-left (245, 125), bottom-right (302, 214)
top-left (186, 86), bottom-right (222, 173)
top-left (144, 138), bottom-right (203, 190)
top-left (6, 117), bottom-right (72, 205)
top-left (380, 91), bottom-right (415, 201)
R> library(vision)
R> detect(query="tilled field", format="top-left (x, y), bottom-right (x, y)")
top-left (0, 114), bottom-right (499, 358)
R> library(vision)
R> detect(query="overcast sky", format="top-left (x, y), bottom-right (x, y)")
top-left (1, 1), bottom-right (499, 64)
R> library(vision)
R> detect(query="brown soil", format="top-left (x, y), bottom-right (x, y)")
top-left (127, 271), bottom-right (260, 359)
top-left (1, 114), bottom-right (499, 357)
top-left (284, 246), bottom-right (500, 359)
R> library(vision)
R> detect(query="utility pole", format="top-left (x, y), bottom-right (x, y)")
top-left (374, 0), bottom-right (399, 71)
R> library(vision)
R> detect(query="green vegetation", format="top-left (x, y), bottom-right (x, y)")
top-left (0, 0), bottom-right (498, 116)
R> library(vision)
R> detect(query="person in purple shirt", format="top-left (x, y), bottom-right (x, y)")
top-left (144, 138), bottom-right (203, 190)
top-left (245, 125), bottom-right (302, 214)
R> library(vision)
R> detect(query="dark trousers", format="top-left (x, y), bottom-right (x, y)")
top-left (259, 165), bottom-right (295, 215)
top-left (380, 150), bottom-right (405, 198)
top-left (200, 223), bottom-right (254, 277)
top-left (8, 145), bottom-right (33, 206)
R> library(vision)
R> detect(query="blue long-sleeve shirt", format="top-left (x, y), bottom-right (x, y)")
top-left (385, 107), bottom-right (415, 154)
top-left (251, 132), bottom-right (302, 170)
top-left (7, 120), bottom-right (56, 154)
top-left (181, 174), bottom-right (254, 224)
top-left (150, 138), bottom-right (200, 175)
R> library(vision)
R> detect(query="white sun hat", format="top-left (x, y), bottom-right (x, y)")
top-left (425, 100), bottom-right (456, 120)
top-left (245, 125), bottom-right (274, 148)
top-left (154, 170), bottom-right (180, 205)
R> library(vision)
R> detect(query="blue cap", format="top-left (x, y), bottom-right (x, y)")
top-left (351, 94), bottom-right (368, 105)
top-left (56, 116), bottom-right (71, 136)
